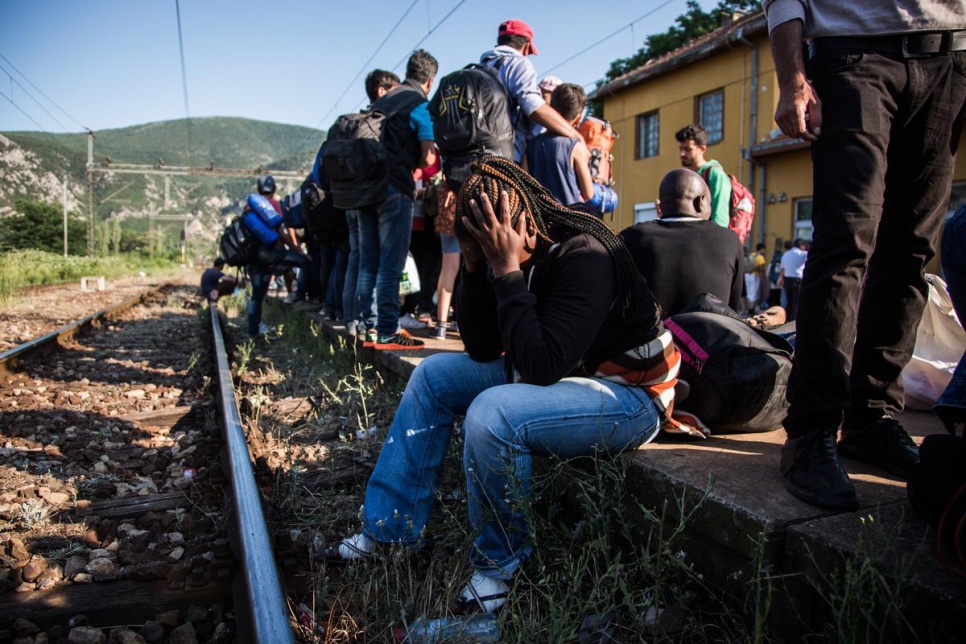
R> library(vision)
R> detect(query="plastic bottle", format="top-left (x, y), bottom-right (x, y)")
top-left (393, 613), bottom-right (500, 643)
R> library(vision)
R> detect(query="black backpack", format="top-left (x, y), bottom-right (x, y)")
top-left (428, 60), bottom-right (514, 179)
top-left (303, 183), bottom-right (348, 243)
top-left (322, 89), bottom-right (425, 210)
top-left (219, 215), bottom-right (259, 267)
top-left (665, 295), bottom-right (793, 433)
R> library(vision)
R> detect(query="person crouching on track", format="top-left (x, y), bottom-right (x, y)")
top-left (244, 173), bottom-right (309, 339)
top-left (321, 156), bottom-right (680, 615)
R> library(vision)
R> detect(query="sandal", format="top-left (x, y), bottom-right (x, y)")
top-left (448, 572), bottom-right (510, 615)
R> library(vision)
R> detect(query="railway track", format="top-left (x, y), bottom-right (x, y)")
top-left (0, 285), bottom-right (292, 643)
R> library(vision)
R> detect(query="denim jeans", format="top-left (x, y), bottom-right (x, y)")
top-left (355, 185), bottom-right (414, 337)
top-left (938, 205), bottom-right (966, 409)
top-left (784, 49), bottom-right (966, 437)
top-left (246, 246), bottom-right (308, 336)
top-left (361, 352), bottom-right (660, 579)
top-left (342, 210), bottom-right (362, 325)
top-left (319, 237), bottom-right (349, 317)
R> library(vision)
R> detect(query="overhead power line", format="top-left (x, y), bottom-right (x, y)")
top-left (0, 63), bottom-right (72, 133)
top-left (314, 0), bottom-right (420, 130)
top-left (0, 51), bottom-right (89, 131)
top-left (541, 0), bottom-right (679, 76)
top-left (174, 0), bottom-right (195, 169)
top-left (388, 0), bottom-right (467, 74)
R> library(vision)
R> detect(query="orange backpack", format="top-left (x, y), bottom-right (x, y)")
top-left (577, 116), bottom-right (618, 186)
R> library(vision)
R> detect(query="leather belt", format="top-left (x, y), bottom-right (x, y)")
top-left (810, 30), bottom-right (966, 59)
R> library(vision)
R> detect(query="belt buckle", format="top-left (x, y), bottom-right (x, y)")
top-left (901, 32), bottom-right (943, 59)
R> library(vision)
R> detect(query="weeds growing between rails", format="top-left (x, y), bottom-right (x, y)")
top-left (220, 295), bottom-right (929, 643)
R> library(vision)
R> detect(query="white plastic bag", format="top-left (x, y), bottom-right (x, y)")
top-left (902, 274), bottom-right (966, 409)
top-left (399, 252), bottom-right (421, 296)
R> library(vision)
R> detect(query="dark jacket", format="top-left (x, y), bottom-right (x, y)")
top-left (456, 226), bottom-right (661, 386)
top-left (619, 218), bottom-right (743, 317)
top-left (373, 80), bottom-right (428, 197)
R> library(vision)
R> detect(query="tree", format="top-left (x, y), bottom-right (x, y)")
top-left (603, 0), bottom-right (761, 83)
top-left (0, 198), bottom-right (87, 255)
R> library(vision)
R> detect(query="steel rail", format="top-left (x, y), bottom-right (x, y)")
top-left (0, 288), bottom-right (159, 376)
top-left (207, 303), bottom-right (293, 644)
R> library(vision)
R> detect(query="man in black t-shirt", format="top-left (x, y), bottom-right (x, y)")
top-left (620, 169), bottom-right (743, 317)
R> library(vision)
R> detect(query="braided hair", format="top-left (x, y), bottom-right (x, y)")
top-left (455, 155), bottom-right (659, 321)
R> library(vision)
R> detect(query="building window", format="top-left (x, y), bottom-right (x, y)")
top-left (634, 202), bottom-right (658, 224)
top-left (635, 111), bottom-right (659, 159)
top-left (794, 198), bottom-right (813, 241)
top-left (697, 89), bottom-right (724, 145)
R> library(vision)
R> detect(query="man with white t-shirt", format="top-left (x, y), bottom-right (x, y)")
top-left (777, 238), bottom-right (808, 320)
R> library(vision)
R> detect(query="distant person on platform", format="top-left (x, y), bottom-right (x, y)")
top-left (620, 168), bottom-right (743, 316)
top-left (675, 124), bottom-right (732, 229)
top-left (778, 238), bottom-right (809, 320)
top-left (200, 257), bottom-right (236, 302)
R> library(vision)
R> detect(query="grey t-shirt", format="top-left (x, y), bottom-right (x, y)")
top-left (764, 0), bottom-right (966, 37)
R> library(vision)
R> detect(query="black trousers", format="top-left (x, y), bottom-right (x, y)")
top-left (784, 48), bottom-right (966, 438)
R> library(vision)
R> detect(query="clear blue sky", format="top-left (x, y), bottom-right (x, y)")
top-left (0, 0), bottom-right (720, 137)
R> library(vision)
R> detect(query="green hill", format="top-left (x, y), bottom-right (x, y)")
top-left (1, 116), bottom-right (326, 218)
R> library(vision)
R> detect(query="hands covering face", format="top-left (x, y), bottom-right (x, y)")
top-left (462, 190), bottom-right (534, 278)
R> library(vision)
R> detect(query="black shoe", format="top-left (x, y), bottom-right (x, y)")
top-left (781, 430), bottom-right (858, 510)
top-left (838, 416), bottom-right (919, 479)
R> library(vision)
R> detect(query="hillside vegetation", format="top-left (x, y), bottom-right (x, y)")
top-left (0, 117), bottom-right (325, 261)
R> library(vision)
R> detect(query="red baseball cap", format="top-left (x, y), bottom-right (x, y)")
top-left (499, 19), bottom-right (539, 55)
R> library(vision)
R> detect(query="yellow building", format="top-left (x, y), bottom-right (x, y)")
top-left (593, 10), bottom-right (966, 264)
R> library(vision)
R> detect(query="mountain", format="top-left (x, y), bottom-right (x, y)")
top-left (0, 117), bottom-right (326, 226)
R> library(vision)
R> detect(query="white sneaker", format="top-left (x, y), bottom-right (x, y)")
top-left (398, 313), bottom-right (428, 329)
top-left (283, 293), bottom-right (299, 305)
top-left (338, 533), bottom-right (375, 560)
top-left (345, 320), bottom-right (358, 337)
top-left (459, 571), bottom-right (510, 613)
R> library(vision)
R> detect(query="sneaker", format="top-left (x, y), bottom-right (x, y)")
top-left (431, 324), bottom-right (448, 340)
top-left (344, 320), bottom-right (358, 337)
top-left (451, 572), bottom-right (510, 614)
top-left (251, 322), bottom-right (276, 340)
top-left (374, 329), bottom-right (425, 350)
top-left (781, 430), bottom-right (858, 510)
top-left (283, 292), bottom-right (299, 305)
top-left (362, 324), bottom-right (378, 347)
top-left (399, 313), bottom-right (428, 329)
top-left (316, 532), bottom-right (377, 563)
top-left (838, 416), bottom-right (919, 479)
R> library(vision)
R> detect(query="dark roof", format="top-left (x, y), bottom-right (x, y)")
top-left (592, 10), bottom-right (767, 100)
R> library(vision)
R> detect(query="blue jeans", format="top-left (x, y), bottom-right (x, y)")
top-left (361, 352), bottom-right (660, 579)
top-left (246, 246), bottom-right (308, 336)
top-left (319, 237), bottom-right (349, 317)
top-left (938, 205), bottom-right (966, 410)
top-left (342, 210), bottom-right (361, 324)
top-left (355, 185), bottom-right (414, 337)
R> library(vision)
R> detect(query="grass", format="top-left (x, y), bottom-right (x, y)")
top-left (0, 249), bottom-right (183, 303)
top-left (223, 297), bottom-right (944, 643)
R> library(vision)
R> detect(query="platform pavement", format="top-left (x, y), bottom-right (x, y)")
top-left (306, 311), bottom-right (966, 639)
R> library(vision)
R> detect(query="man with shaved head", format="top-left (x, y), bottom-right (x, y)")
top-left (620, 168), bottom-right (743, 317)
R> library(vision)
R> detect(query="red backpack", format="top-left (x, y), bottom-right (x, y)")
top-left (700, 166), bottom-right (756, 244)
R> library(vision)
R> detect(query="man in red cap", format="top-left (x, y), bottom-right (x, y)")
top-left (480, 19), bottom-right (585, 163)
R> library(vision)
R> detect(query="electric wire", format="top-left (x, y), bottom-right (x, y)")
top-left (387, 0), bottom-right (466, 75)
top-left (541, 0), bottom-right (679, 76)
top-left (313, 0), bottom-right (420, 131)
top-left (345, 0), bottom-right (467, 114)
top-left (0, 52), bottom-right (89, 131)
top-left (174, 0), bottom-right (194, 169)
top-left (0, 75), bottom-right (85, 163)
top-left (0, 63), bottom-right (72, 133)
